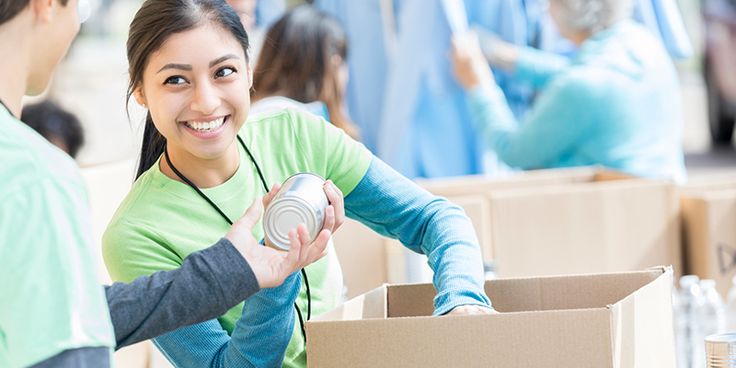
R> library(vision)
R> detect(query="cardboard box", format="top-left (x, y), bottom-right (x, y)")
top-left (417, 167), bottom-right (681, 278)
top-left (332, 219), bottom-right (391, 299)
top-left (681, 174), bottom-right (736, 298)
top-left (307, 267), bottom-right (675, 368)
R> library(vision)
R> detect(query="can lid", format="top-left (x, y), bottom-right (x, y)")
top-left (263, 197), bottom-right (318, 251)
top-left (707, 333), bottom-right (736, 344)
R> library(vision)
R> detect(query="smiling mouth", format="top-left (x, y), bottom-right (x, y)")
top-left (183, 115), bottom-right (229, 132)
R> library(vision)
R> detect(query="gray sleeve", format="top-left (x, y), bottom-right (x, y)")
top-left (105, 238), bottom-right (261, 349)
top-left (29, 347), bottom-right (110, 368)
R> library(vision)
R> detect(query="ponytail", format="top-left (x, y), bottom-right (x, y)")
top-left (135, 112), bottom-right (166, 179)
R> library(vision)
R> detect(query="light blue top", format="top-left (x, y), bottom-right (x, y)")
top-left (151, 156), bottom-right (492, 367)
top-left (470, 0), bottom-right (692, 119)
top-left (466, 21), bottom-right (686, 183)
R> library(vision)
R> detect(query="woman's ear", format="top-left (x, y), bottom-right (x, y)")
top-left (247, 65), bottom-right (253, 89)
top-left (133, 87), bottom-right (147, 108)
top-left (30, 0), bottom-right (55, 23)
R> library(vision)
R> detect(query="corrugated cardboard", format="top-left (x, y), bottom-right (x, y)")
top-left (417, 167), bottom-right (681, 278)
top-left (332, 219), bottom-right (390, 299)
top-left (307, 267), bottom-right (675, 368)
top-left (681, 174), bottom-right (736, 298)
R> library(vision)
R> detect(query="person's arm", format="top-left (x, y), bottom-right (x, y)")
top-left (0, 179), bottom-right (115, 368)
top-left (28, 348), bottom-right (111, 368)
top-left (105, 197), bottom-right (329, 351)
top-left (512, 46), bottom-right (571, 89)
top-left (106, 238), bottom-right (259, 349)
top-left (151, 272), bottom-right (301, 368)
top-left (465, 73), bottom-right (595, 169)
top-left (345, 157), bottom-right (492, 315)
top-left (454, 31), bottom-right (570, 91)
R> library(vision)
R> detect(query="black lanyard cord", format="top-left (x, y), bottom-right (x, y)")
top-left (163, 136), bottom-right (312, 343)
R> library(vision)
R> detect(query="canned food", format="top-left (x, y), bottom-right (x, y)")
top-left (706, 333), bottom-right (736, 368)
top-left (263, 173), bottom-right (328, 251)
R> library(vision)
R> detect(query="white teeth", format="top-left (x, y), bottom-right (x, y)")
top-left (185, 117), bottom-right (226, 132)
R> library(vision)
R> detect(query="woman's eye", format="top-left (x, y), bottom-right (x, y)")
top-left (164, 76), bottom-right (187, 85)
top-left (215, 67), bottom-right (236, 78)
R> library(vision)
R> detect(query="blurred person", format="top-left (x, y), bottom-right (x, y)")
top-left (375, 0), bottom-right (488, 178)
top-left (226, 0), bottom-right (285, 66)
top-left (102, 0), bottom-right (494, 367)
top-left (467, 0), bottom-right (692, 119)
top-left (451, 0), bottom-right (687, 183)
top-left (251, 5), bottom-right (360, 139)
top-left (21, 100), bottom-right (84, 158)
top-left (0, 1), bottom-right (329, 366)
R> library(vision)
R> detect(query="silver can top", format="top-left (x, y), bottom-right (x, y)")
top-left (263, 173), bottom-right (328, 251)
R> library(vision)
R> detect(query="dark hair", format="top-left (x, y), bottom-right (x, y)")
top-left (253, 6), bottom-right (359, 139)
top-left (1, 0), bottom-right (69, 26)
top-left (21, 100), bottom-right (84, 158)
top-left (127, 0), bottom-right (250, 179)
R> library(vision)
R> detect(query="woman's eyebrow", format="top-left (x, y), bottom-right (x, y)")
top-left (156, 54), bottom-right (240, 74)
top-left (209, 54), bottom-right (240, 67)
top-left (157, 63), bottom-right (192, 73)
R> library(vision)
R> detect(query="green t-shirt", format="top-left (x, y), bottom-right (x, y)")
top-left (0, 107), bottom-right (115, 367)
top-left (103, 108), bottom-right (372, 367)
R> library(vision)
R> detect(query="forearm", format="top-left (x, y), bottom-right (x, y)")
top-left (345, 158), bottom-right (491, 314)
top-left (29, 347), bottom-right (111, 368)
top-left (106, 238), bottom-right (260, 349)
top-left (152, 272), bottom-right (301, 368)
top-left (513, 47), bottom-right (570, 89)
top-left (466, 83), bottom-right (530, 166)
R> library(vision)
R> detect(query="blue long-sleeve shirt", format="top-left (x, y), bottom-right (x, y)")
top-left (152, 156), bottom-right (492, 367)
top-left (466, 21), bottom-right (686, 183)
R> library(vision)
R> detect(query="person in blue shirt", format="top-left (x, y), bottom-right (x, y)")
top-left (451, 0), bottom-right (687, 183)
top-left (469, 0), bottom-right (692, 119)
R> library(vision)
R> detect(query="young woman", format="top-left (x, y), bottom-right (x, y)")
top-left (103, 1), bottom-right (493, 367)
top-left (250, 5), bottom-right (360, 140)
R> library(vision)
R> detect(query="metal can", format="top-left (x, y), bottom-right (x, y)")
top-left (263, 173), bottom-right (328, 251)
top-left (706, 333), bottom-right (736, 368)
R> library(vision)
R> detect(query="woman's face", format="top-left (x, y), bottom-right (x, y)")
top-left (136, 23), bottom-right (251, 162)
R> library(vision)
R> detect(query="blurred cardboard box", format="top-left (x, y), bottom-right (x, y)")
top-left (307, 267), bottom-right (675, 368)
top-left (332, 219), bottom-right (390, 299)
top-left (681, 172), bottom-right (736, 298)
top-left (416, 167), bottom-right (681, 278)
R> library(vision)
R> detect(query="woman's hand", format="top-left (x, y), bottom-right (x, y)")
top-left (225, 198), bottom-right (331, 289)
top-left (451, 31), bottom-right (496, 90)
top-left (446, 305), bottom-right (498, 316)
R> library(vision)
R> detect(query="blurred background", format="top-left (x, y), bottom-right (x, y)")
top-left (34, 0), bottom-right (736, 172)
top-left (27, 1), bottom-right (736, 367)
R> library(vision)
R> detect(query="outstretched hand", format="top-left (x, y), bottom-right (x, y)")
top-left (225, 198), bottom-right (331, 288)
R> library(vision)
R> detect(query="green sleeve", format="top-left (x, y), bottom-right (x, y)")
top-left (102, 219), bottom-right (183, 283)
top-left (288, 110), bottom-right (372, 196)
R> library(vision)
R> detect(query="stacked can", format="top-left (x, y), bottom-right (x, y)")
top-left (706, 333), bottom-right (736, 367)
top-left (263, 173), bottom-right (328, 251)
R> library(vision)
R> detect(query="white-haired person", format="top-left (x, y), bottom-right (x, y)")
top-left (452, 0), bottom-right (686, 183)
